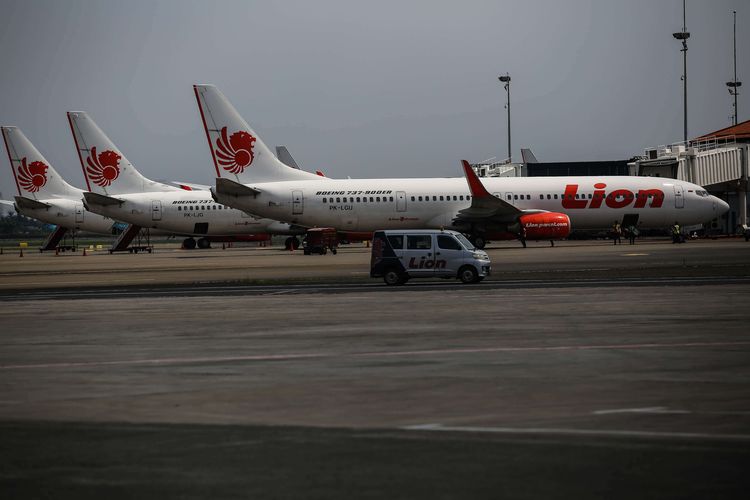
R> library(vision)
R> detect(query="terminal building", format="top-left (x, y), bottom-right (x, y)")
top-left (473, 121), bottom-right (750, 233)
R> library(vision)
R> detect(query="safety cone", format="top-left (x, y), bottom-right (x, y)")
top-left (82, 247), bottom-right (87, 256)
top-left (19, 247), bottom-right (23, 257)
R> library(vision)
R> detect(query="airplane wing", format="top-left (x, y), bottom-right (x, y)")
top-left (14, 196), bottom-right (51, 210)
top-left (454, 160), bottom-right (524, 224)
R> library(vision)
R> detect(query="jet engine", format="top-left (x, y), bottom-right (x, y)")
top-left (519, 212), bottom-right (571, 240)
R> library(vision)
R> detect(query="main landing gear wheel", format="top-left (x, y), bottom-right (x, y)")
top-left (197, 238), bottom-right (211, 249)
top-left (284, 237), bottom-right (301, 250)
top-left (383, 268), bottom-right (405, 286)
top-left (471, 235), bottom-right (486, 249)
top-left (458, 265), bottom-right (479, 284)
top-left (183, 238), bottom-right (196, 250)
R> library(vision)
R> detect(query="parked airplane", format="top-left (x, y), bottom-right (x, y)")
top-left (194, 84), bottom-right (729, 247)
top-left (67, 111), bottom-right (303, 249)
top-left (2, 126), bottom-right (124, 250)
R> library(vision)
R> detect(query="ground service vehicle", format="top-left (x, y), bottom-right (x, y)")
top-left (303, 227), bottom-right (338, 255)
top-left (370, 229), bottom-right (490, 285)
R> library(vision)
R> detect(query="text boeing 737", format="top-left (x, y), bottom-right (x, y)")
top-left (2, 126), bottom-right (121, 249)
top-left (194, 84), bottom-right (729, 248)
top-left (67, 111), bottom-right (302, 249)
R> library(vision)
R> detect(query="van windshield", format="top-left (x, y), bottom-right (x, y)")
top-left (454, 233), bottom-right (475, 250)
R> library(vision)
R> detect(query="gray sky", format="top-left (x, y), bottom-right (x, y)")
top-left (1, 0), bottom-right (748, 198)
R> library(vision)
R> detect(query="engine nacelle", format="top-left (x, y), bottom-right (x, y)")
top-left (519, 212), bottom-right (571, 240)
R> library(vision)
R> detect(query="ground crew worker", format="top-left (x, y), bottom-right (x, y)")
top-left (612, 221), bottom-right (622, 245)
top-left (627, 224), bottom-right (638, 245)
top-left (671, 222), bottom-right (681, 243)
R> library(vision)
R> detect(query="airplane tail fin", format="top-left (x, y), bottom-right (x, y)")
top-left (67, 111), bottom-right (177, 195)
top-left (1, 126), bottom-right (81, 200)
top-left (193, 84), bottom-right (320, 184)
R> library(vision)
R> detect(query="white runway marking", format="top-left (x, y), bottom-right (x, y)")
top-left (403, 423), bottom-right (750, 441)
top-left (594, 407), bottom-right (750, 416)
top-left (2, 340), bottom-right (749, 371)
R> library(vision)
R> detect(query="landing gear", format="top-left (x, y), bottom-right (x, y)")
top-left (284, 236), bottom-right (301, 250)
top-left (183, 237), bottom-right (196, 250)
top-left (471, 235), bottom-right (486, 249)
top-left (197, 238), bottom-right (211, 249)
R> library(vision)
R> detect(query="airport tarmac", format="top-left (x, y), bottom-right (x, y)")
top-left (1, 238), bottom-right (749, 498)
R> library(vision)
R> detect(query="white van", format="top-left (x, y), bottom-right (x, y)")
top-left (370, 229), bottom-right (491, 285)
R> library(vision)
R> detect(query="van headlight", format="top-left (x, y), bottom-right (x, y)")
top-left (472, 251), bottom-right (488, 260)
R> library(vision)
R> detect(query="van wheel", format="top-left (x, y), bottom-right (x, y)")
top-left (383, 268), bottom-right (404, 286)
top-left (458, 265), bottom-right (479, 284)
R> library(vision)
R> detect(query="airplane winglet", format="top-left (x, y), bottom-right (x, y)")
top-left (461, 160), bottom-right (492, 199)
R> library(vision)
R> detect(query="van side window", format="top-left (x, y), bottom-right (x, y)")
top-left (437, 235), bottom-right (462, 250)
top-left (407, 235), bottom-right (432, 250)
top-left (387, 235), bottom-right (404, 249)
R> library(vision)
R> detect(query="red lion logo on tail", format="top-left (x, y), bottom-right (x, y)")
top-left (215, 126), bottom-right (256, 174)
top-left (86, 147), bottom-right (121, 187)
top-left (17, 157), bottom-right (48, 193)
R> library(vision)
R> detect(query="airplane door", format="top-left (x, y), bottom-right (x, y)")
top-left (292, 190), bottom-right (304, 215)
top-left (403, 234), bottom-right (436, 276)
top-left (396, 191), bottom-right (407, 212)
top-left (151, 200), bottom-right (162, 221)
top-left (674, 185), bottom-right (684, 209)
top-left (74, 203), bottom-right (84, 223)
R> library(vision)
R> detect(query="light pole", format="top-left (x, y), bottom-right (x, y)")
top-left (498, 73), bottom-right (511, 162)
top-left (726, 10), bottom-right (742, 126)
top-left (673, 0), bottom-right (690, 143)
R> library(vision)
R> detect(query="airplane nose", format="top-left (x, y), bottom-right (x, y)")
top-left (713, 196), bottom-right (729, 215)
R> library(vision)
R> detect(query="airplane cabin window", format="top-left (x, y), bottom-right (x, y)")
top-left (323, 198), bottom-right (327, 203)
top-left (370, 197), bottom-right (374, 202)
top-left (411, 196), bottom-right (415, 201)
top-left (547, 194), bottom-right (551, 200)
top-left (418, 196), bottom-right (423, 201)
top-left (357, 197), bottom-right (361, 202)
top-left (460, 196), bottom-right (464, 200)
top-left (453, 196), bottom-right (457, 201)
top-left (189, 206), bottom-right (193, 211)
top-left (554, 194), bottom-right (558, 199)
top-left (376, 197), bottom-right (381, 202)
top-left (336, 197), bottom-right (341, 203)
top-left (514, 195), bottom-right (518, 200)
top-left (389, 196), bottom-right (394, 202)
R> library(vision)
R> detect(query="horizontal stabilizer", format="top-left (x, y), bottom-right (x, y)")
top-left (14, 196), bottom-right (50, 210)
top-left (215, 177), bottom-right (261, 197)
top-left (83, 191), bottom-right (123, 207)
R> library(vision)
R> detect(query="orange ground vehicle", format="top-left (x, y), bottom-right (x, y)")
top-left (303, 227), bottom-right (338, 255)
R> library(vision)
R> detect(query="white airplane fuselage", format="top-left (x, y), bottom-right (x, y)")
top-left (213, 176), bottom-right (727, 233)
top-left (17, 194), bottom-right (118, 234)
top-left (86, 189), bottom-right (300, 236)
